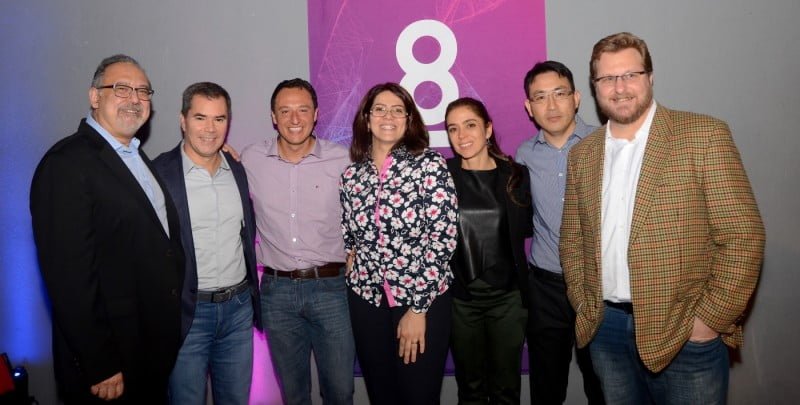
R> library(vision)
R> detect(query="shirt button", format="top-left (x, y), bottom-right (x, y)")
top-left (291, 213), bottom-right (296, 218)
top-left (292, 237), bottom-right (297, 243)
top-left (558, 173), bottom-right (563, 177)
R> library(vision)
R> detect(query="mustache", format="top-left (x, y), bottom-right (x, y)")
top-left (119, 103), bottom-right (143, 114)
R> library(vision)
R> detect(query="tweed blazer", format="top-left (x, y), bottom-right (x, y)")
top-left (559, 105), bottom-right (765, 372)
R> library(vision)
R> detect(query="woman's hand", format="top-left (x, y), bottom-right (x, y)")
top-left (345, 251), bottom-right (355, 276)
top-left (397, 309), bottom-right (426, 364)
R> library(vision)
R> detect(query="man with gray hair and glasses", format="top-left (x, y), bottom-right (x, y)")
top-left (30, 54), bottom-right (184, 404)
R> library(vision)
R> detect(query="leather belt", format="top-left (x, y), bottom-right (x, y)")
top-left (529, 264), bottom-right (564, 282)
top-left (263, 262), bottom-right (345, 280)
top-left (604, 300), bottom-right (634, 314)
top-left (197, 279), bottom-right (250, 303)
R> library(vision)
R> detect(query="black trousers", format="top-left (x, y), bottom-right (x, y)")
top-left (451, 279), bottom-right (527, 404)
top-left (348, 288), bottom-right (452, 405)
top-left (527, 265), bottom-right (604, 405)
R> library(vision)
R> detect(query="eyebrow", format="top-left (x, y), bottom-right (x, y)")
top-left (532, 86), bottom-right (569, 94)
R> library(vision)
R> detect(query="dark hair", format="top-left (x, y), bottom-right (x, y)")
top-left (181, 82), bottom-right (231, 116)
top-left (350, 82), bottom-right (428, 163)
top-left (91, 54), bottom-right (147, 88)
top-left (523, 60), bottom-right (575, 98)
top-left (444, 97), bottom-right (529, 207)
top-left (270, 78), bottom-right (318, 112)
top-left (590, 32), bottom-right (653, 81)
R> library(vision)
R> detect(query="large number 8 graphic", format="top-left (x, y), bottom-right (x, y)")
top-left (397, 19), bottom-right (458, 146)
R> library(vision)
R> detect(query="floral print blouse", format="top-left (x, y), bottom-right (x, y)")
top-left (340, 147), bottom-right (459, 313)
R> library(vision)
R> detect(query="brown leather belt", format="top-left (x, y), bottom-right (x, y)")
top-left (263, 262), bottom-right (345, 279)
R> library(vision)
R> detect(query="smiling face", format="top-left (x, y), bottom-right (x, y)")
top-left (594, 47), bottom-right (654, 127)
top-left (368, 91), bottom-right (408, 151)
top-left (89, 62), bottom-right (151, 144)
top-left (525, 71), bottom-right (580, 140)
top-left (181, 95), bottom-right (228, 162)
top-left (446, 105), bottom-right (492, 163)
top-left (271, 86), bottom-right (318, 147)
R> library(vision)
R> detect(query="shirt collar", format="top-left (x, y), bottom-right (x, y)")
top-left (180, 140), bottom-right (230, 175)
top-left (86, 112), bottom-right (140, 153)
top-left (265, 135), bottom-right (322, 161)
top-left (533, 114), bottom-right (590, 146)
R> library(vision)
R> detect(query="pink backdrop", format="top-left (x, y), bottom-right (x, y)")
top-left (251, 1), bottom-right (547, 403)
top-left (308, 0), bottom-right (547, 157)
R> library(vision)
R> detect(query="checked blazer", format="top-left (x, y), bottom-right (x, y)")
top-left (559, 105), bottom-right (765, 372)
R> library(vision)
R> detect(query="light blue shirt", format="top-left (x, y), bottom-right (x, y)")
top-left (86, 112), bottom-right (169, 235)
top-left (515, 115), bottom-right (596, 274)
top-left (181, 144), bottom-right (246, 290)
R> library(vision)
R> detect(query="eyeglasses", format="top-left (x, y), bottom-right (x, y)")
top-left (593, 71), bottom-right (648, 87)
top-left (529, 89), bottom-right (574, 104)
top-left (370, 105), bottom-right (408, 118)
top-left (96, 83), bottom-right (155, 101)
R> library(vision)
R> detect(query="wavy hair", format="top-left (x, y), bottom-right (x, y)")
top-left (350, 83), bottom-right (428, 162)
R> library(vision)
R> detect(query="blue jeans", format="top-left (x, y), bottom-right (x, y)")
top-left (261, 272), bottom-right (355, 405)
top-left (589, 305), bottom-right (728, 405)
top-left (168, 288), bottom-right (254, 405)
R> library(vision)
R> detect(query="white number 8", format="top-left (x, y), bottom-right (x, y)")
top-left (396, 19), bottom-right (458, 138)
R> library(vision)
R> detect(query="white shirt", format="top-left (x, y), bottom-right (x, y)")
top-left (601, 101), bottom-right (657, 302)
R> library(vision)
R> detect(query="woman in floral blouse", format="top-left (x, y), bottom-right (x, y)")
top-left (340, 82), bottom-right (459, 404)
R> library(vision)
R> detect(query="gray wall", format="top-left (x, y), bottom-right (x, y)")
top-left (1, 1), bottom-right (797, 404)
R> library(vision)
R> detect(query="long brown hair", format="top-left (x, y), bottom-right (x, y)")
top-left (350, 83), bottom-right (428, 163)
top-left (445, 97), bottom-right (529, 207)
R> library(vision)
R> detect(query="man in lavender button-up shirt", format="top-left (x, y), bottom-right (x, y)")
top-left (241, 78), bottom-right (355, 405)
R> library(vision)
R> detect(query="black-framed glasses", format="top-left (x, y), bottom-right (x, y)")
top-left (593, 71), bottom-right (648, 87)
top-left (529, 89), bottom-right (574, 104)
top-left (96, 83), bottom-right (154, 101)
top-left (370, 105), bottom-right (408, 118)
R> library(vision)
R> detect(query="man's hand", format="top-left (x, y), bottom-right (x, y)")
top-left (222, 143), bottom-right (240, 161)
top-left (689, 316), bottom-right (720, 343)
top-left (90, 372), bottom-right (124, 401)
top-left (397, 310), bottom-right (426, 364)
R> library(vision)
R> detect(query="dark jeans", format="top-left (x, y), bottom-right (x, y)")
top-left (261, 272), bottom-right (355, 405)
top-left (168, 288), bottom-right (253, 405)
top-left (451, 279), bottom-right (527, 404)
top-left (590, 305), bottom-right (729, 405)
top-left (527, 266), bottom-right (604, 405)
top-left (348, 288), bottom-right (452, 405)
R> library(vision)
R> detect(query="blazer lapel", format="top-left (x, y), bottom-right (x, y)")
top-left (629, 106), bottom-right (672, 245)
top-left (87, 130), bottom-right (167, 236)
top-left (158, 146), bottom-right (194, 250)
top-left (583, 132), bottom-right (606, 270)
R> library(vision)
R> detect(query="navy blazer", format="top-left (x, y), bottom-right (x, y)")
top-left (153, 143), bottom-right (262, 340)
top-left (30, 120), bottom-right (184, 401)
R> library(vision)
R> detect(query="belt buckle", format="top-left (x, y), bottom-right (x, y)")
top-left (213, 289), bottom-right (232, 303)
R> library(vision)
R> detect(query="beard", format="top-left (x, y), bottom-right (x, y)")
top-left (600, 85), bottom-right (653, 125)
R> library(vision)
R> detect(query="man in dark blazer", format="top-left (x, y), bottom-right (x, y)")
top-left (152, 82), bottom-right (261, 405)
top-left (30, 54), bottom-right (184, 404)
top-left (560, 32), bottom-right (765, 404)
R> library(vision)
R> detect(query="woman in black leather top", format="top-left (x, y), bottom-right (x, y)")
top-left (444, 97), bottom-right (533, 404)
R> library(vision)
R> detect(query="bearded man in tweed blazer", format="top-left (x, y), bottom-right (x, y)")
top-left (560, 32), bottom-right (765, 404)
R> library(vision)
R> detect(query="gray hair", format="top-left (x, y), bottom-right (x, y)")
top-left (90, 54), bottom-right (146, 88)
